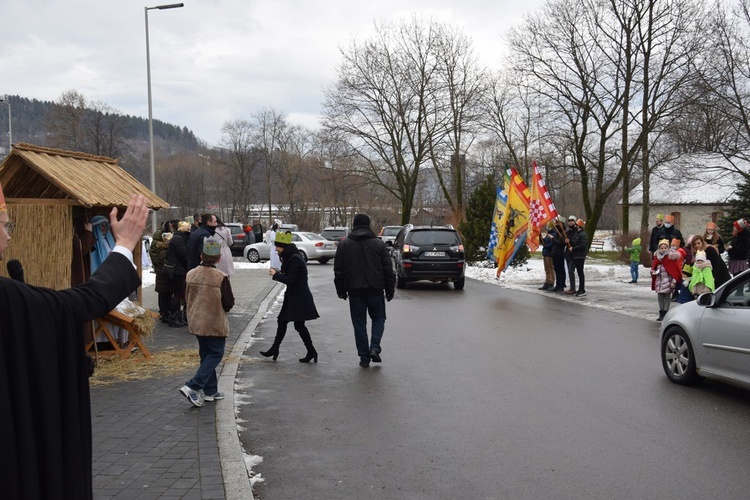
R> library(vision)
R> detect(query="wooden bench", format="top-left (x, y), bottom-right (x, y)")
top-left (590, 239), bottom-right (606, 252)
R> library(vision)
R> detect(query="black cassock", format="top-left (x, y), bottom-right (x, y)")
top-left (0, 252), bottom-right (140, 500)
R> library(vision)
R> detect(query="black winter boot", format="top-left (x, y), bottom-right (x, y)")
top-left (260, 324), bottom-right (288, 361)
top-left (296, 324), bottom-right (318, 363)
top-left (657, 310), bottom-right (666, 321)
top-left (168, 312), bottom-right (185, 327)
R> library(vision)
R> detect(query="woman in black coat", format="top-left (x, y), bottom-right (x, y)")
top-left (260, 232), bottom-right (319, 362)
top-left (151, 220), bottom-right (177, 323)
top-left (165, 221), bottom-right (190, 327)
top-left (727, 219), bottom-right (750, 276)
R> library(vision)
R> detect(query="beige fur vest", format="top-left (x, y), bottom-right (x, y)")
top-left (185, 265), bottom-right (229, 337)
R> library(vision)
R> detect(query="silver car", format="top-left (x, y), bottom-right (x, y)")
top-left (243, 231), bottom-right (336, 264)
top-left (378, 225), bottom-right (402, 245)
top-left (660, 269), bottom-right (750, 389)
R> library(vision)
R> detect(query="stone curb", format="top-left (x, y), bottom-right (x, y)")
top-left (217, 280), bottom-right (282, 500)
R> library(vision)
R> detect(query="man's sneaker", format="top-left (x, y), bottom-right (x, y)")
top-left (369, 350), bottom-right (382, 363)
top-left (180, 385), bottom-right (203, 407)
top-left (203, 391), bottom-right (225, 402)
top-left (575, 290), bottom-right (587, 297)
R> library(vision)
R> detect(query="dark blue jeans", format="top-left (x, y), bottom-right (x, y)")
top-left (630, 261), bottom-right (639, 282)
top-left (348, 294), bottom-right (386, 360)
top-left (552, 254), bottom-right (566, 290)
top-left (187, 336), bottom-right (226, 395)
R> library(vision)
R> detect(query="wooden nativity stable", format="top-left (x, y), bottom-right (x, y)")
top-left (0, 143), bottom-right (169, 290)
top-left (0, 143), bottom-right (170, 357)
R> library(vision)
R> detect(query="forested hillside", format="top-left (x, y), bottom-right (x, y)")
top-left (0, 95), bottom-right (199, 149)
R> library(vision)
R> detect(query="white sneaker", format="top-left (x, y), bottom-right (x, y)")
top-left (180, 385), bottom-right (203, 407)
top-left (203, 391), bottom-right (225, 402)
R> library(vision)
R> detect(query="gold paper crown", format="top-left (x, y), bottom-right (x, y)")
top-left (275, 231), bottom-right (293, 245)
top-left (0, 181), bottom-right (6, 212)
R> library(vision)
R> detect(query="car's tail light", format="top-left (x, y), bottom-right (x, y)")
top-left (403, 244), bottom-right (419, 253)
top-left (450, 244), bottom-right (463, 252)
top-left (315, 242), bottom-right (324, 247)
top-left (236, 234), bottom-right (244, 240)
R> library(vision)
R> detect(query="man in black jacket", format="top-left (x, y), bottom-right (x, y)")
top-left (187, 213), bottom-right (217, 272)
top-left (334, 214), bottom-right (396, 367)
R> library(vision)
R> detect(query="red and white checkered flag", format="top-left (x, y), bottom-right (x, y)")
top-left (526, 162), bottom-right (558, 252)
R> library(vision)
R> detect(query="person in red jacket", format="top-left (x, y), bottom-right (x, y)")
top-left (651, 239), bottom-right (683, 321)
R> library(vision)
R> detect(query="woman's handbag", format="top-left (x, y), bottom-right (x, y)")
top-left (162, 262), bottom-right (176, 279)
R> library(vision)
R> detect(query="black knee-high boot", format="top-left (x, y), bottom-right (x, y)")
top-left (260, 320), bottom-right (288, 361)
top-left (296, 321), bottom-right (318, 363)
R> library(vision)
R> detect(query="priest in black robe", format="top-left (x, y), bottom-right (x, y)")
top-left (0, 190), bottom-right (149, 500)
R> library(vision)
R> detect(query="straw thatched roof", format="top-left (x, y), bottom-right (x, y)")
top-left (0, 143), bottom-right (169, 209)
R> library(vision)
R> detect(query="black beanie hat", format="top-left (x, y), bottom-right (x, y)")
top-left (353, 214), bottom-right (370, 227)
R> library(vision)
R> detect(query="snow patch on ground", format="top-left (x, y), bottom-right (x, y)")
top-left (242, 453), bottom-right (264, 486)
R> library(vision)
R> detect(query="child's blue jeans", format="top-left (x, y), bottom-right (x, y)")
top-left (630, 261), bottom-right (639, 282)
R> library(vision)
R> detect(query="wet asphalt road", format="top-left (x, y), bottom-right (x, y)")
top-left (237, 264), bottom-right (750, 500)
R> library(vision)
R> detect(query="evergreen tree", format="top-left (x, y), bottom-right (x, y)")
top-left (458, 174), bottom-right (531, 268)
top-left (459, 175), bottom-right (497, 263)
top-left (720, 177), bottom-right (750, 236)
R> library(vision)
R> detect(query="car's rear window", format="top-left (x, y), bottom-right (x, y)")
top-left (228, 226), bottom-right (243, 235)
top-left (302, 232), bottom-right (325, 240)
top-left (323, 230), bottom-right (347, 238)
top-left (383, 227), bottom-right (401, 236)
top-left (409, 230), bottom-right (460, 246)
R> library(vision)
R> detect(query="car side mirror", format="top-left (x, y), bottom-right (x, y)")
top-left (697, 293), bottom-right (714, 307)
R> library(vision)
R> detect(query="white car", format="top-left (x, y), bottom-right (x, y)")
top-left (243, 231), bottom-right (336, 264)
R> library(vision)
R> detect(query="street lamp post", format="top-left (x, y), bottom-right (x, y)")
top-left (145, 2), bottom-right (183, 232)
top-left (0, 95), bottom-right (11, 153)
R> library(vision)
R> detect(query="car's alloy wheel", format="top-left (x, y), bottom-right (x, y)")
top-left (299, 251), bottom-right (308, 263)
top-left (247, 249), bottom-right (260, 263)
top-left (661, 328), bottom-right (700, 386)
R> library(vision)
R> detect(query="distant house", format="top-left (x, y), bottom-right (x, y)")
top-left (626, 153), bottom-right (750, 239)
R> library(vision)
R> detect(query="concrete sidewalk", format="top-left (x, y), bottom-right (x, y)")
top-left (90, 267), bottom-right (281, 500)
top-left (89, 261), bottom-right (667, 499)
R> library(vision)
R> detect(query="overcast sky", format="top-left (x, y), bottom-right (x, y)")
top-left (2, 0), bottom-right (545, 147)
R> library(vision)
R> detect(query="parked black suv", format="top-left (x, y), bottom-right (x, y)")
top-left (389, 225), bottom-right (465, 289)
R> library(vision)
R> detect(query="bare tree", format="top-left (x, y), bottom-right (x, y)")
top-left (158, 153), bottom-right (209, 217)
top-left (252, 108), bottom-right (287, 225)
top-left (508, 0), bottom-right (635, 239)
top-left (507, 0), bottom-right (704, 242)
top-left (45, 90), bottom-right (87, 152)
top-left (276, 124), bottom-right (316, 224)
top-left (84, 101), bottom-right (132, 159)
top-left (323, 17), bottom-right (456, 225)
top-left (699, 0), bottom-right (750, 177)
top-left (45, 90), bottom-right (131, 159)
top-left (426, 23), bottom-right (487, 223)
top-left (219, 119), bottom-right (261, 222)
top-left (483, 73), bottom-right (552, 179)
